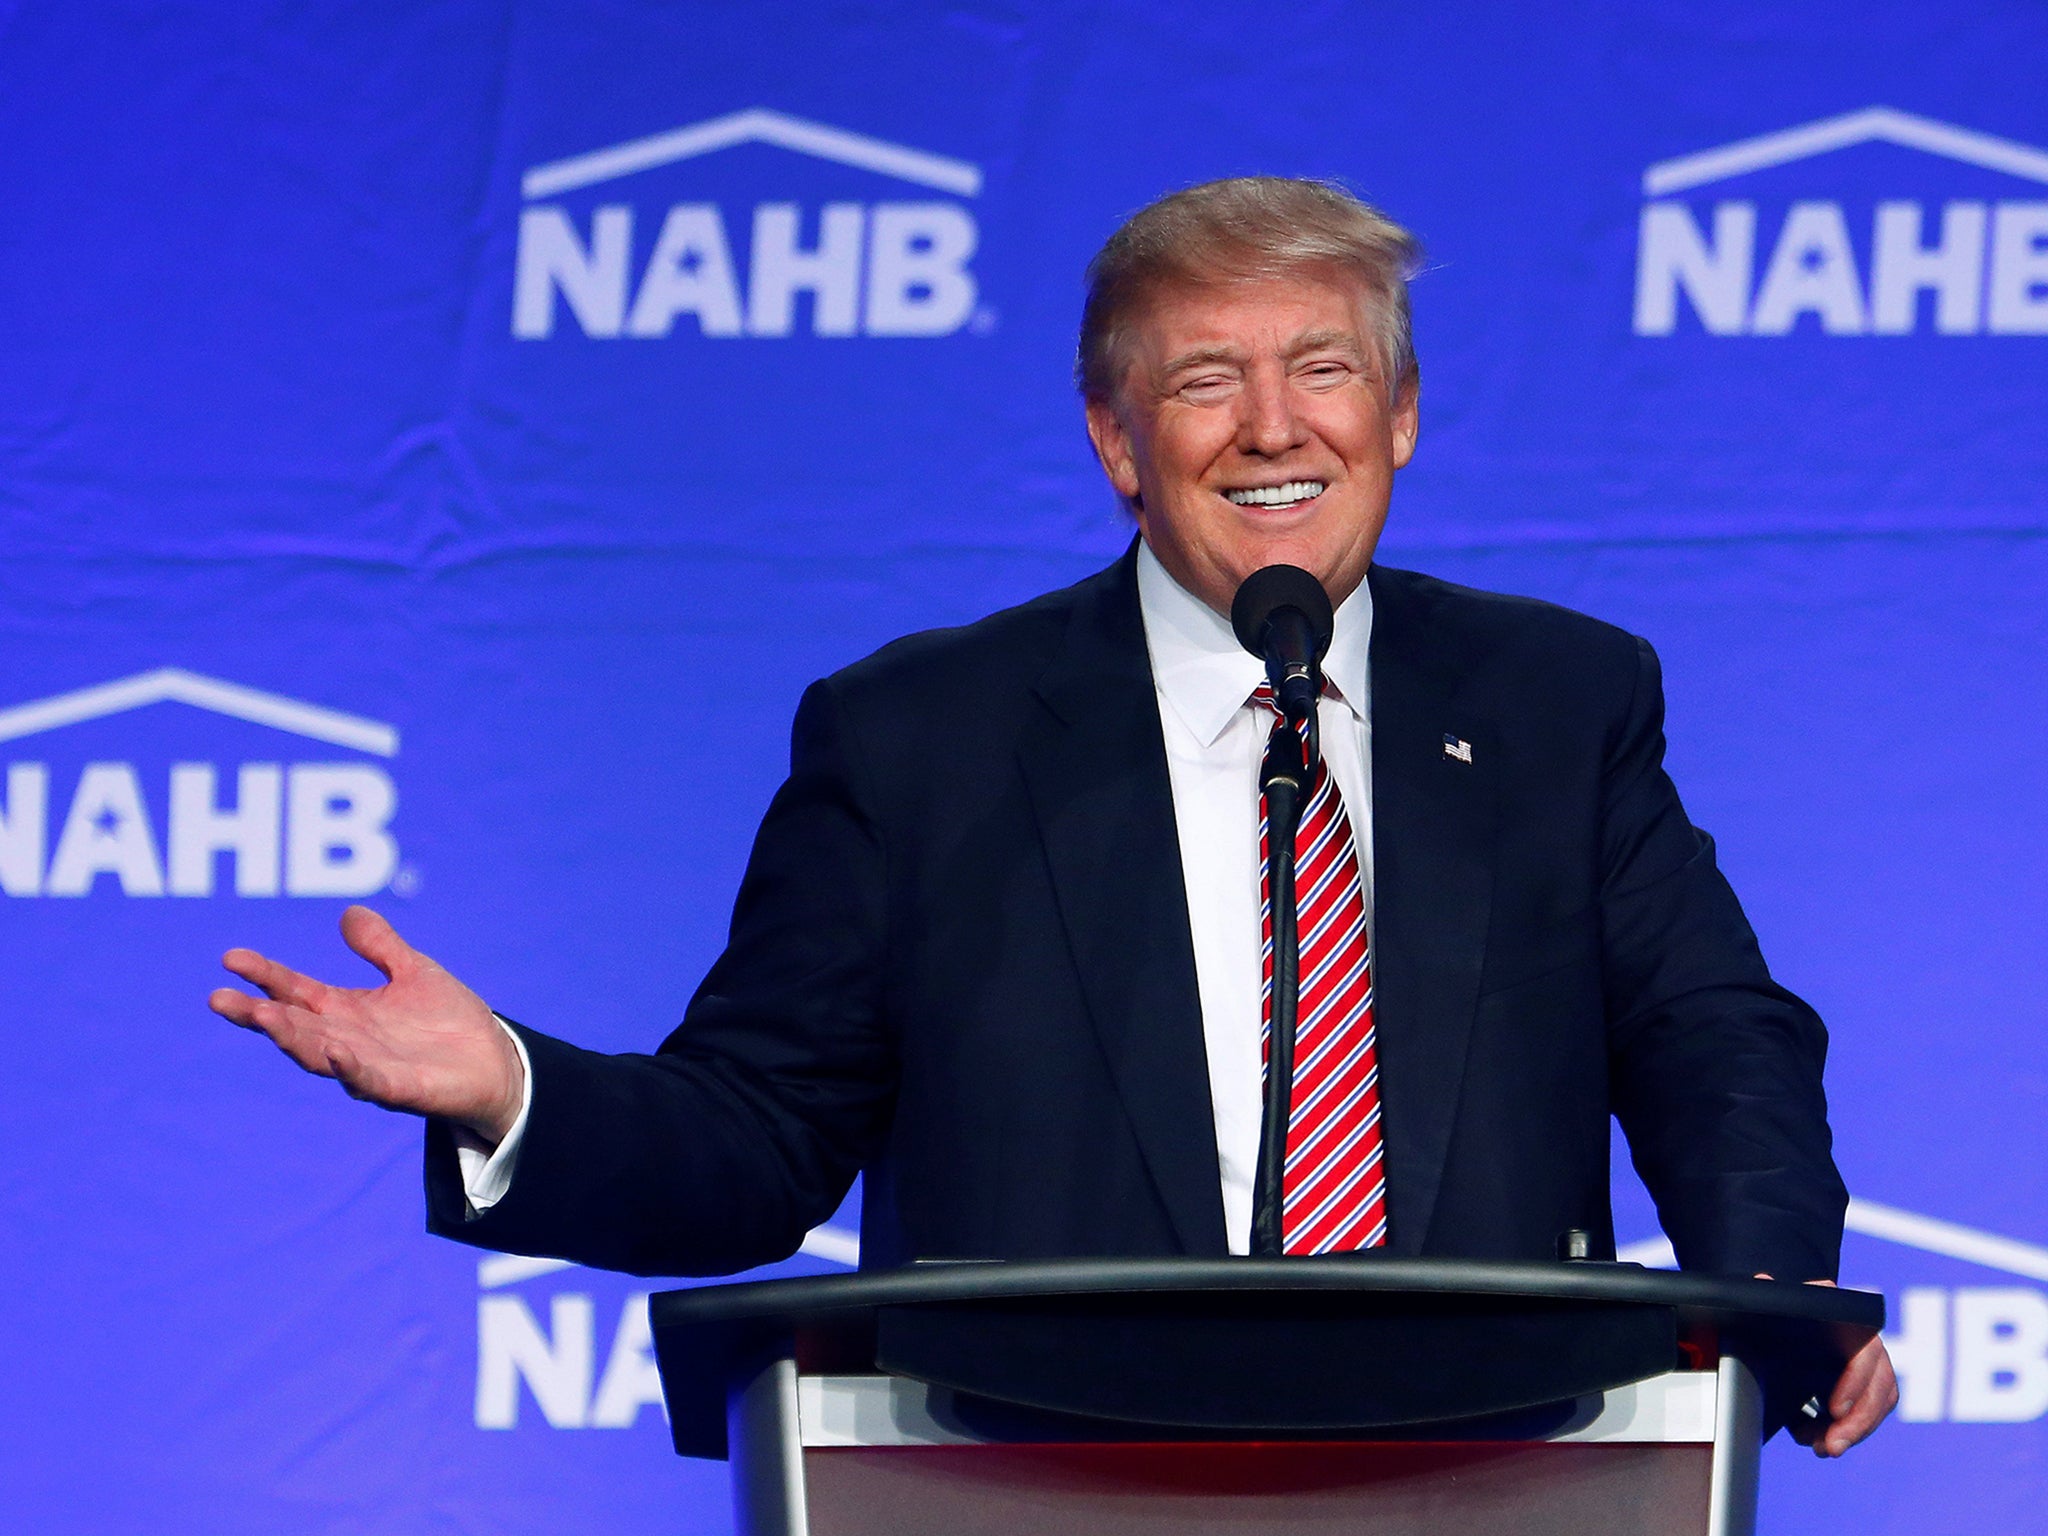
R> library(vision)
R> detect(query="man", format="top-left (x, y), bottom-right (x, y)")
top-left (211, 177), bottom-right (1895, 1452)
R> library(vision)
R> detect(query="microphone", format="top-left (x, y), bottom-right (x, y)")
top-left (1230, 564), bottom-right (1335, 733)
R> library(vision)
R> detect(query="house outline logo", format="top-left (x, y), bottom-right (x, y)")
top-left (519, 107), bottom-right (983, 201)
top-left (1641, 106), bottom-right (2048, 196)
top-left (0, 667), bottom-right (399, 756)
top-left (1631, 105), bottom-right (2048, 337)
top-left (476, 1219), bottom-right (858, 1293)
top-left (1617, 1195), bottom-right (2048, 1281)
top-left (0, 668), bottom-right (403, 900)
top-left (512, 106), bottom-right (990, 342)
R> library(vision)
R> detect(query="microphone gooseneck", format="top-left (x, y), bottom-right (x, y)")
top-left (1232, 565), bottom-right (1335, 1256)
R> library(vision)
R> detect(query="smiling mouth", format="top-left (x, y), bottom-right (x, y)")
top-left (1224, 479), bottom-right (1326, 510)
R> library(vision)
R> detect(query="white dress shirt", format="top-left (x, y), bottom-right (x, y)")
top-left (459, 542), bottom-right (1377, 1247)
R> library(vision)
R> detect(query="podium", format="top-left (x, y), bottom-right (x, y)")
top-left (649, 1257), bottom-right (1883, 1536)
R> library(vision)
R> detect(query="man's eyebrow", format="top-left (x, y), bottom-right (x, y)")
top-left (1285, 328), bottom-right (1367, 359)
top-left (1159, 343), bottom-right (1245, 375)
top-left (1160, 331), bottom-right (1367, 376)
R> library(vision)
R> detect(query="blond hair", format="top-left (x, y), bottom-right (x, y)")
top-left (1076, 176), bottom-right (1423, 402)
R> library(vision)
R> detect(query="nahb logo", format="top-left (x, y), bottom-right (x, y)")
top-left (0, 669), bottom-right (401, 899)
top-left (1633, 106), bottom-right (2048, 336)
top-left (512, 107), bottom-right (985, 341)
top-left (471, 1224), bottom-right (857, 1430)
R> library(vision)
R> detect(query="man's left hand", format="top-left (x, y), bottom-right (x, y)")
top-left (1759, 1275), bottom-right (1898, 1456)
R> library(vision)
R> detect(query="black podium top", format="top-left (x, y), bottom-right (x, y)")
top-left (649, 1256), bottom-right (1884, 1458)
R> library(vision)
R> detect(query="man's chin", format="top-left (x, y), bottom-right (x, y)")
top-left (1137, 527), bottom-right (1371, 614)
top-left (1227, 547), bottom-right (1372, 608)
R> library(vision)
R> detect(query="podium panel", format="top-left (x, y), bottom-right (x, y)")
top-left (801, 1442), bottom-right (1711, 1536)
top-left (733, 1361), bottom-right (1760, 1536)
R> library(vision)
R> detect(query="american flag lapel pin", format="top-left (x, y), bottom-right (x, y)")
top-left (1442, 733), bottom-right (1473, 765)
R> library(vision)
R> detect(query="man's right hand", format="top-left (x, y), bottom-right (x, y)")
top-left (210, 905), bottom-right (525, 1145)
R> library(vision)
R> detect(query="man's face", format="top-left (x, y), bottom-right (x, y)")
top-left (1084, 269), bottom-right (1419, 615)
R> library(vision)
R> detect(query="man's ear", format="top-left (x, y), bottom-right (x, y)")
top-left (1084, 397), bottom-right (1143, 503)
top-left (1389, 371), bottom-right (1420, 470)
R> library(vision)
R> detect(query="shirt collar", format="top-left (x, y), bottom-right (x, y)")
top-left (1135, 540), bottom-right (1374, 749)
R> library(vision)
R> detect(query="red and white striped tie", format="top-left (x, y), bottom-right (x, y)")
top-left (1256, 682), bottom-right (1387, 1254)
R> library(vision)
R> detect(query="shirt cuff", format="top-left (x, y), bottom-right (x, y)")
top-left (451, 1016), bottom-right (533, 1218)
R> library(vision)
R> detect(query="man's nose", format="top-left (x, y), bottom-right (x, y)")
top-left (1237, 368), bottom-right (1309, 456)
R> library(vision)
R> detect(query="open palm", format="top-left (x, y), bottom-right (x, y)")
top-left (210, 905), bottom-right (523, 1142)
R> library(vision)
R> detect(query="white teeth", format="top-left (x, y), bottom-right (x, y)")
top-left (1225, 480), bottom-right (1326, 507)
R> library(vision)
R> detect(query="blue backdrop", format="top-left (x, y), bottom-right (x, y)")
top-left (2, 2), bottom-right (2044, 1531)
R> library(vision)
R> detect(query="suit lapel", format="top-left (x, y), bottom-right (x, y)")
top-left (1367, 564), bottom-right (1498, 1256)
top-left (1016, 550), bottom-right (1229, 1257)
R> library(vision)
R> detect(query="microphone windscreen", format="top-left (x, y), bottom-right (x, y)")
top-left (1230, 564), bottom-right (1335, 660)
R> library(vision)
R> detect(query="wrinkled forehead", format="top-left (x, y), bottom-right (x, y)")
top-left (1114, 264), bottom-right (1381, 374)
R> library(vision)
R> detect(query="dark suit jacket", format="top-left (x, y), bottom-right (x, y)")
top-left (427, 551), bottom-right (1847, 1281)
